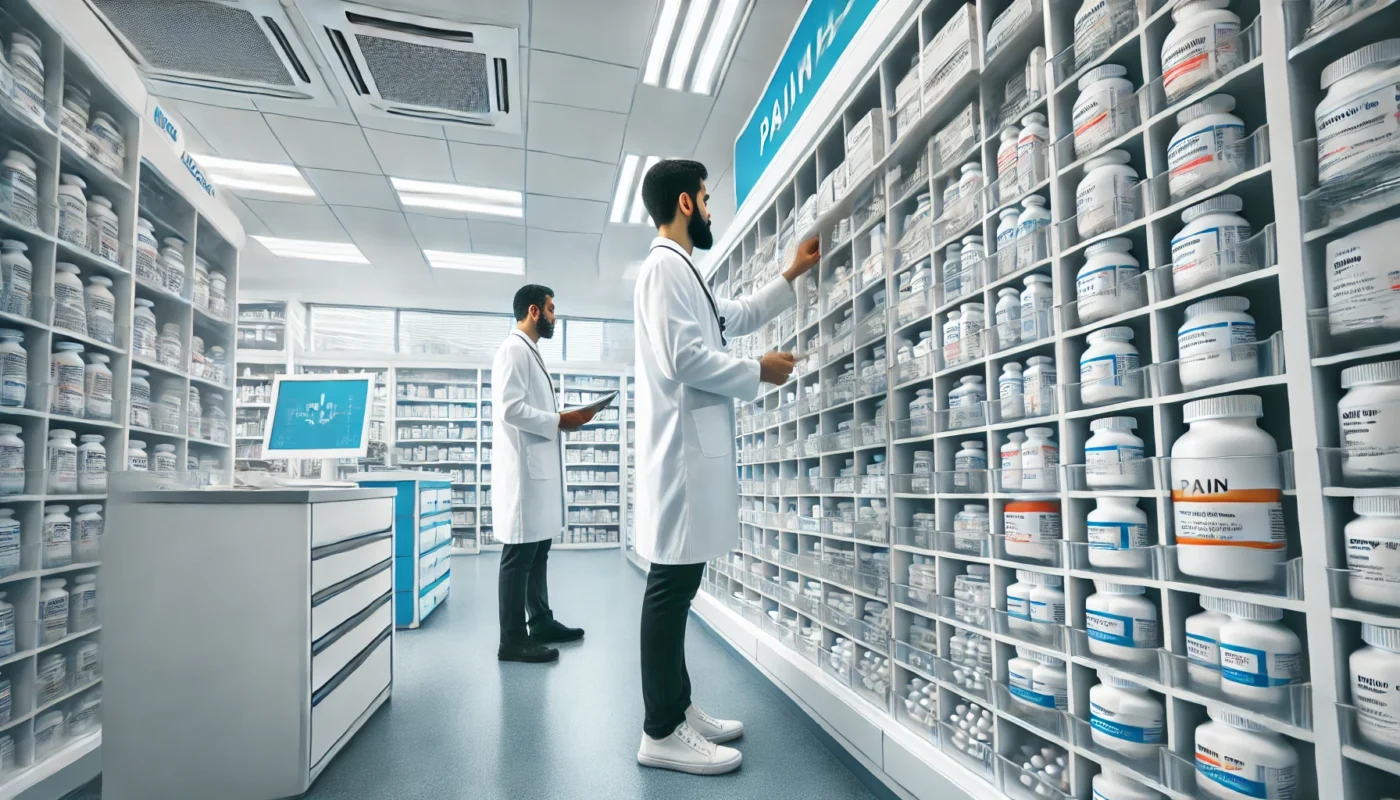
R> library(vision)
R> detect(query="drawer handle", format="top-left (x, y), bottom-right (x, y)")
top-left (311, 527), bottom-right (392, 561)
top-left (312, 559), bottom-right (390, 607)
top-left (312, 628), bottom-right (391, 707)
top-left (313, 590), bottom-right (392, 656)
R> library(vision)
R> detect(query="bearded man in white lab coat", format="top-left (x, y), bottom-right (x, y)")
top-left (632, 159), bottom-right (819, 774)
top-left (491, 284), bottom-right (595, 664)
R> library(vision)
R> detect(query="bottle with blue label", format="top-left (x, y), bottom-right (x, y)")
top-left (1085, 581), bottom-right (1159, 663)
top-left (1089, 670), bottom-right (1163, 758)
top-left (1194, 706), bottom-right (1297, 800)
top-left (1216, 599), bottom-right (1302, 703)
top-left (1086, 497), bottom-right (1151, 570)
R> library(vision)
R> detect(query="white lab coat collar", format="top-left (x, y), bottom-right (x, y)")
top-left (509, 327), bottom-right (539, 352)
top-left (650, 236), bottom-right (696, 265)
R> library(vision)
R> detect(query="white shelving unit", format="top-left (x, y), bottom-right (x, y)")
top-left (393, 366), bottom-right (482, 553)
top-left (560, 372), bottom-right (624, 549)
top-left (233, 301), bottom-right (292, 476)
top-left (690, 0), bottom-right (1400, 796)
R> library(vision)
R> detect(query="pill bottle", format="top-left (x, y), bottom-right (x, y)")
top-left (1316, 40), bottom-right (1400, 185)
top-left (9, 32), bottom-right (44, 122)
top-left (958, 163), bottom-right (985, 210)
top-left (1194, 706), bottom-right (1297, 800)
top-left (159, 322), bottom-right (182, 368)
top-left (46, 429), bottom-right (77, 494)
top-left (37, 653), bottom-right (62, 705)
top-left (53, 263), bottom-right (86, 334)
top-left (1092, 768), bottom-right (1163, 800)
top-left (1020, 272), bottom-right (1054, 342)
top-left (1007, 647), bottom-right (1043, 704)
top-left (161, 237), bottom-right (186, 295)
top-left (1177, 296), bottom-right (1258, 391)
top-left (39, 576), bottom-right (67, 646)
top-left (960, 235), bottom-right (985, 282)
top-left (941, 174), bottom-right (961, 210)
top-left (1086, 581), bottom-right (1160, 661)
top-left (997, 126), bottom-right (1021, 193)
top-left (1017, 113), bottom-right (1050, 193)
top-left (1085, 416), bottom-right (1147, 488)
top-left (207, 392), bottom-right (228, 443)
top-left (1079, 326), bottom-right (1141, 406)
top-left (0, 425), bottom-right (21, 496)
top-left (1339, 359), bottom-right (1400, 479)
top-left (61, 84), bottom-right (91, 151)
top-left (1077, 238), bottom-right (1143, 326)
top-left (69, 573), bottom-right (96, 630)
top-left (1186, 595), bottom-right (1233, 686)
top-left (948, 375), bottom-right (985, 429)
top-left (1000, 363), bottom-right (1025, 421)
top-left (0, 511), bottom-right (14, 578)
top-left (995, 286), bottom-right (1022, 342)
top-left (1352, 622), bottom-right (1400, 747)
top-left (942, 311), bottom-right (962, 364)
top-left (1090, 671), bottom-right (1164, 757)
top-left (132, 298), bottom-right (158, 359)
top-left (86, 195), bottom-right (119, 262)
top-left (210, 270), bottom-right (229, 315)
top-left (68, 691), bottom-right (101, 737)
top-left (33, 710), bottom-right (62, 760)
top-left (912, 449), bottom-right (934, 476)
top-left (1018, 649), bottom-right (1069, 710)
top-left (909, 388), bottom-right (935, 434)
top-left (1017, 197), bottom-right (1052, 269)
top-left (1001, 431), bottom-right (1028, 490)
top-left (154, 384), bottom-right (183, 434)
top-left (0, 592), bottom-right (12, 658)
top-left (0, 330), bottom-right (22, 410)
top-left (1007, 570), bottom-right (1036, 629)
top-left (997, 208), bottom-right (1021, 272)
top-left (1161, 0), bottom-right (1242, 104)
top-left (127, 440), bottom-right (147, 471)
top-left (0, 241), bottom-right (30, 318)
top-left (954, 504), bottom-right (990, 550)
top-left (1088, 496), bottom-right (1152, 570)
top-left (76, 435), bottom-right (104, 493)
top-left (959, 302), bottom-right (985, 361)
top-left (955, 440), bottom-right (987, 491)
top-left (84, 275), bottom-right (115, 345)
top-left (135, 218), bottom-right (160, 284)
top-left (153, 444), bottom-right (177, 474)
top-left (73, 639), bottom-right (99, 685)
top-left (50, 342), bottom-right (85, 418)
top-left (1217, 600), bottom-right (1301, 702)
top-left (1076, 150), bottom-right (1139, 239)
top-left (0, 153), bottom-right (37, 230)
top-left (129, 370), bottom-right (151, 429)
top-left (1005, 499), bottom-right (1061, 561)
top-left (1168, 94), bottom-right (1245, 201)
top-left (1171, 194), bottom-right (1252, 294)
top-left (74, 504), bottom-right (101, 562)
top-left (1326, 218), bottom-right (1400, 335)
top-left (1019, 426), bottom-right (1059, 492)
top-left (88, 110), bottom-right (126, 172)
top-left (1024, 356), bottom-right (1057, 417)
top-left (1347, 496), bottom-right (1400, 607)
top-left (84, 353), bottom-right (112, 421)
top-left (1171, 394), bottom-right (1284, 581)
top-left (1073, 65), bottom-right (1138, 159)
top-left (57, 174), bottom-right (88, 247)
top-left (1030, 573), bottom-right (1067, 624)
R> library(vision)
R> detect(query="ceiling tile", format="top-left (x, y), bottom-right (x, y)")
top-left (448, 142), bottom-right (526, 191)
top-left (224, 196), bottom-right (270, 237)
top-left (174, 102), bottom-right (290, 162)
top-left (359, 116), bottom-right (447, 140)
top-left (238, 200), bottom-right (348, 240)
top-left (525, 195), bottom-right (608, 234)
top-left (524, 152), bottom-right (616, 202)
top-left (404, 213), bottom-right (473, 252)
top-left (624, 86), bottom-right (714, 157)
top-left (363, 129), bottom-right (452, 181)
top-left (526, 102), bottom-right (626, 163)
top-left (528, 51), bottom-right (638, 115)
top-left (468, 220), bottom-right (528, 257)
top-left (302, 170), bottom-right (400, 211)
top-left (154, 86), bottom-right (257, 110)
top-left (252, 98), bottom-right (359, 125)
top-left (530, 0), bottom-right (653, 67)
top-left (329, 206), bottom-right (413, 244)
top-left (527, 229), bottom-right (601, 275)
top-left (264, 115), bottom-right (379, 172)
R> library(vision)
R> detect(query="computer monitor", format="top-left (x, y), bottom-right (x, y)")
top-left (262, 373), bottom-right (375, 459)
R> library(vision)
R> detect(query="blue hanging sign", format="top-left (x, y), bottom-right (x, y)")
top-left (732, 0), bottom-right (882, 208)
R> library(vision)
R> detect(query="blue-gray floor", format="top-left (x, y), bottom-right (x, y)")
top-left (292, 549), bottom-right (879, 799)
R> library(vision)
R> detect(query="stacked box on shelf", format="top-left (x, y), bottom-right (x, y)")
top-left (559, 373), bottom-right (623, 548)
top-left (355, 472), bottom-right (452, 628)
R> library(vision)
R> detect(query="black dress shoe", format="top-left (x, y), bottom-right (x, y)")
top-left (531, 620), bottom-right (585, 644)
top-left (498, 641), bottom-right (560, 662)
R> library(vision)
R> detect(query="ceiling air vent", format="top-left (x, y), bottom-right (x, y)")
top-left (299, 1), bottom-right (519, 132)
top-left (83, 0), bottom-right (331, 103)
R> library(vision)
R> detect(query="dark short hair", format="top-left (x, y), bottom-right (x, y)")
top-left (513, 284), bottom-right (554, 321)
top-left (641, 159), bottom-right (708, 227)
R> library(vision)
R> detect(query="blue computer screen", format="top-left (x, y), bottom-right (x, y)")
top-left (266, 377), bottom-right (372, 454)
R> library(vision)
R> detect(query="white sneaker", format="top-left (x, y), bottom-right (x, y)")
top-left (637, 721), bottom-right (743, 775)
top-left (686, 704), bottom-right (744, 743)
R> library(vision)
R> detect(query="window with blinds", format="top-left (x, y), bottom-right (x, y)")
top-left (309, 306), bottom-right (395, 352)
top-left (399, 310), bottom-right (513, 356)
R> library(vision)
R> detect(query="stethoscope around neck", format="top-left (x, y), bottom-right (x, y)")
top-left (652, 243), bottom-right (726, 346)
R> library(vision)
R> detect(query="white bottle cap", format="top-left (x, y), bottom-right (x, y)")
top-left (1087, 325), bottom-right (1134, 343)
top-left (1176, 94), bottom-right (1237, 125)
top-left (1341, 359), bottom-right (1400, 388)
top-left (1033, 572), bottom-right (1063, 588)
top-left (1362, 622), bottom-right (1400, 652)
top-left (1099, 669), bottom-right (1149, 691)
top-left (960, 440), bottom-right (985, 449)
top-left (76, 573), bottom-right (95, 583)
top-left (1207, 705), bottom-right (1268, 732)
top-left (1181, 194), bottom-right (1244, 224)
top-left (947, 310), bottom-right (961, 321)
top-left (60, 174), bottom-right (87, 189)
top-left (962, 162), bottom-right (982, 174)
top-left (1026, 650), bottom-right (1062, 666)
top-left (914, 450), bottom-right (934, 459)
top-left (1185, 296), bottom-right (1251, 317)
top-left (1355, 495), bottom-right (1400, 516)
top-left (1322, 39), bottom-right (1400, 90)
top-left (91, 195), bottom-right (112, 209)
top-left (135, 298), bottom-right (154, 309)
top-left (1, 240), bottom-right (26, 253)
top-left (49, 429), bottom-right (75, 440)
top-left (128, 440), bottom-right (144, 449)
top-left (78, 434), bottom-right (102, 443)
top-left (1015, 569), bottom-right (1035, 583)
top-left (56, 263), bottom-right (79, 275)
top-left (1000, 207), bottom-right (1021, 220)
top-left (1078, 64), bottom-right (1129, 90)
top-left (1021, 112), bottom-right (1047, 126)
top-left (999, 287), bottom-right (1021, 300)
top-left (1027, 426), bottom-right (1055, 438)
top-left (1086, 150), bottom-right (1134, 170)
top-left (88, 353), bottom-right (109, 364)
top-left (960, 375), bottom-right (984, 385)
top-left (962, 235), bottom-right (984, 246)
top-left (1007, 431), bottom-right (1027, 441)
top-left (1023, 195), bottom-right (1048, 209)
top-left (1028, 355), bottom-right (1054, 366)
top-left (1090, 416), bottom-right (1138, 432)
top-left (1085, 237), bottom-right (1133, 257)
top-left (1182, 394), bottom-right (1263, 422)
top-left (1024, 273), bottom-right (1052, 286)
top-left (1093, 580), bottom-right (1146, 594)
top-left (964, 504), bottom-right (988, 513)
top-left (1001, 126), bottom-right (1020, 140)
top-left (1213, 597), bottom-right (1284, 621)
top-left (961, 303), bottom-right (985, 312)
top-left (88, 276), bottom-right (112, 287)
top-left (77, 504), bottom-right (101, 513)
top-left (0, 424), bottom-right (17, 435)
top-left (1002, 362), bottom-right (1023, 372)
top-left (967, 564), bottom-right (990, 577)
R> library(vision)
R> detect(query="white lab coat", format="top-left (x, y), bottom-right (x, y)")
top-left (490, 329), bottom-right (564, 544)
top-left (633, 237), bottom-right (796, 565)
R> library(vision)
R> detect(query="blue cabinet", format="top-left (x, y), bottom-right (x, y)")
top-left (355, 472), bottom-right (453, 628)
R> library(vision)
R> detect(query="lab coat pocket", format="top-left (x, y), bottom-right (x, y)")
top-left (690, 405), bottom-right (730, 458)
top-left (525, 440), bottom-right (554, 479)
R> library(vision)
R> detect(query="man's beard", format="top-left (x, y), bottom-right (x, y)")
top-left (689, 207), bottom-right (714, 250)
top-left (538, 316), bottom-right (555, 339)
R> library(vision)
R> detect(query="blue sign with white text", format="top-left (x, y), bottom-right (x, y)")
top-left (732, 0), bottom-right (882, 208)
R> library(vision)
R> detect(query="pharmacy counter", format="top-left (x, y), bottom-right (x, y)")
top-left (102, 481), bottom-right (397, 800)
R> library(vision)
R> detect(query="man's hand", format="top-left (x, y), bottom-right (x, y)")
top-left (559, 409), bottom-right (594, 431)
top-left (759, 351), bottom-right (796, 385)
top-left (783, 237), bottom-right (821, 282)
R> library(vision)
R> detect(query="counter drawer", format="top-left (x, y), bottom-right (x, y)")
top-left (312, 596), bottom-right (392, 692)
top-left (312, 534), bottom-right (393, 595)
top-left (312, 563), bottom-right (391, 642)
top-left (311, 634), bottom-right (391, 767)
top-left (312, 498), bottom-right (392, 548)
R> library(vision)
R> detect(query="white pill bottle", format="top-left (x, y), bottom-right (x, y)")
top-left (1072, 65), bottom-right (1138, 159)
top-left (1167, 94), bottom-right (1245, 201)
top-left (1194, 706), bottom-right (1297, 800)
top-left (1338, 358), bottom-right (1400, 479)
top-left (1352, 622), bottom-right (1400, 748)
top-left (1160, 0), bottom-right (1242, 104)
top-left (1171, 394), bottom-right (1285, 582)
top-left (1171, 194), bottom-right (1252, 294)
top-left (1346, 495), bottom-right (1400, 607)
top-left (1326, 218), bottom-right (1400, 336)
top-left (1315, 40), bottom-right (1400, 186)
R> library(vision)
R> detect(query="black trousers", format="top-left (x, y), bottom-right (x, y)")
top-left (498, 539), bottom-right (554, 645)
top-left (640, 562), bottom-right (707, 739)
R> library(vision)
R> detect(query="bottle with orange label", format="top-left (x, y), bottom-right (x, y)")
top-left (1170, 394), bottom-right (1285, 582)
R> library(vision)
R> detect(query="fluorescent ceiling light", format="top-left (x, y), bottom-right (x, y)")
top-left (644, 0), bottom-right (750, 95)
top-left (253, 235), bottom-right (368, 264)
top-left (610, 154), bottom-right (641, 224)
top-left (391, 177), bottom-right (524, 218)
top-left (667, 0), bottom-right (712, 90)
top-left (190, 154), bottom-right (316, 197)
top-left (643, 0), bottom-right (682, 86)
top-left (692, 0), bottom-right (745, 94)
top-left (424, 250), bottom-right (525, 274)
top-left (629, 156), bottom-right (661, 225)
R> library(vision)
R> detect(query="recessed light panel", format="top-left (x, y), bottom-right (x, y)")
top-left (252, 236), bottom-right (368, 264)
top-left (424, 250), bottom-right (525, 274)
top-left (391, 178), bottom-right (523, 218)
top-left (642, 0), bottom-right (752, 95)
top-left (191, 155), bottom-right (316, 197)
